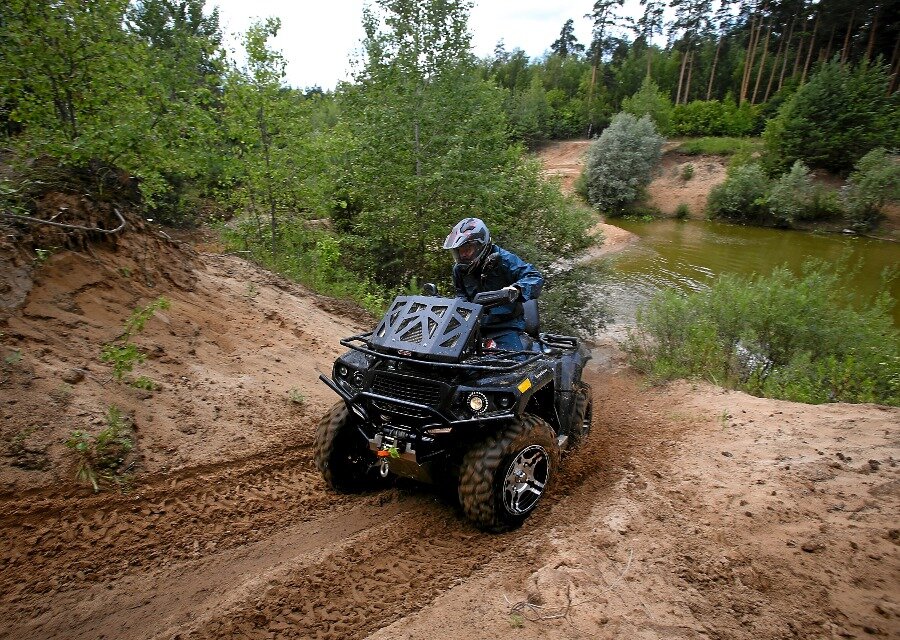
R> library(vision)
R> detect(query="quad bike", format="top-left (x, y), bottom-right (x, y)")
top-left (315, 286), bottom-right (592, 531)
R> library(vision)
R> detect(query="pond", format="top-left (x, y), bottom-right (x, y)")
top-left (597, 219), bottom-right (900, 329)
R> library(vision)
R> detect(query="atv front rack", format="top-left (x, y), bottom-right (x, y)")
top-left (340, 333), bottom-right (543, 372)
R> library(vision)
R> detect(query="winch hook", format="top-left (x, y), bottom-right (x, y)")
top-left (379, 459), bottom-right (390, 478)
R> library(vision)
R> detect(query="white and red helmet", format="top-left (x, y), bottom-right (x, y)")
top-left (443, 217), bottom-right (492, 272)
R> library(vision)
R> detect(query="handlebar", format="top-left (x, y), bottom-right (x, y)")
top-left (472, 287), bottom-right (518, 307)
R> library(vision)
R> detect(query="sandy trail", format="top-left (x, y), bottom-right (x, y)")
top-left (0, 194), bottom-right (897, 639)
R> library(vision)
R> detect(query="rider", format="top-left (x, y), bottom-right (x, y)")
top-left (443, 217), bottom-right (544, 352)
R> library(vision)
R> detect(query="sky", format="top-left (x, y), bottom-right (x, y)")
top-left (211, 0), bottom-right (644, 91)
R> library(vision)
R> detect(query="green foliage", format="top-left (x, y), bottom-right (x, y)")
top-left (101, 343), bottom-right (146, 381)
top-left (675, 137), bottom-right (760, 156)
top-left (4, 349), bottom-right (22, 365)
top-left (670, 99), bottom-right (759, 137)
top-left (624, 259), bottom-right (899, 405)
top-left (65, 406), bottom-right (135, 492)
top-left (674, 203), bottom-right (690, 219)
top-left (124, 297), bottom-right (171, 337)
top-left (539, 263), bottom-right (609, 337)
top-left (765, 161), bottom-right (814, 227)
top-left (584, 113), bottom-right (664, 215)
top-left (680, 164), bottom-right (694, 181)
top-left (706, 163), bottom-right (769, 221)
top-left (0, 0), bottom-right (226, 213)
top-left (337, 0), bottom-right (595, 304)
top-left (220, 218), bottom-right (388, 316)
top-left (843, 148), bottom-right (900, 231)
top-left (131, 376), bottom-right (156, 391)
top-left (620, 76), bottom-right (672, 134)
top-left (763, 59), bottom-right (898, 173)
top-left (101, 297), bottom-right (169, 382)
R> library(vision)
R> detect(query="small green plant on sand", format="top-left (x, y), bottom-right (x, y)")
top-left (675, 203), bottom-right (691, 219)
top-left (680, 163), bottom-right (695, 181)
top-left (65, 406), bottom-right (134, 492)
top-left (101, 343), bottom-right (145, 381)
top-left (131, 376), bottom-right (156, 391)
top-left (101, 297), bottom-right (169, 384)
top-left (4, 349), bottom-right (22, 365)
top-left (34, 248), bottom-right (54, 265)
top-left (288, 388), bottom-right (306, 405)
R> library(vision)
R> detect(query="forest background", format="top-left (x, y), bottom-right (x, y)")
top-left (0, 0), bottom-right (897, 332)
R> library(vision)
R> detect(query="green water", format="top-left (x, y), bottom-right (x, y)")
top-left (598, 219), bottom-right (900, 326)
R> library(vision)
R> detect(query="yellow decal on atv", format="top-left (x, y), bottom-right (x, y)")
top-left (517, 378), bottom-right (532, 393)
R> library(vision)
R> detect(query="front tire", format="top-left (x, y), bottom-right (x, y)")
top-left (458, 415), bottom-right (560, 532)
top-left (314, 401), bottom-right (377, 492)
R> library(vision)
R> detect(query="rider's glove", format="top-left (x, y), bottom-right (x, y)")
top-left (502, 285), bottom-right (520, 302)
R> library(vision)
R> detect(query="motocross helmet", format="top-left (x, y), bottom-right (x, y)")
top-left (443, 218), bottom-right (492, 273)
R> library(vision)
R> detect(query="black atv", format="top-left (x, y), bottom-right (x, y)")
top-left (315, 286), bottom-right (592, 531)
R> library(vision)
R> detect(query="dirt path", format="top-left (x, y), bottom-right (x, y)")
top-left (1, 206), bottom-right (898, 639)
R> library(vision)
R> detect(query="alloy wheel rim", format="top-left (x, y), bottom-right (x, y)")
top-left (502, 445), bottom-right (550, 515)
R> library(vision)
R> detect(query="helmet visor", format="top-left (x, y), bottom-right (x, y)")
top-left (453, 241), bottom-right (480, 265)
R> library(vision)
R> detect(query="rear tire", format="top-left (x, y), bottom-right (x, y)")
top-left (314, 401), bottom-right (377, 492)
top-left (458, 415), bottom-right (559, 532)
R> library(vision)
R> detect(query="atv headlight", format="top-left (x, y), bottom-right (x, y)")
top-left (467, 392), bottom-right (487, 414)
top-left (337, 365), bottom-right (349, 377)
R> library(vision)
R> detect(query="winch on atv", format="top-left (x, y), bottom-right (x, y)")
top-left (315, 286), bottom-right (592, 531)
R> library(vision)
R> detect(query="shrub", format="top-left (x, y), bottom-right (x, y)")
top-left (765, 160), bottom-right (814, 227)
top-left (674, 203), bottom-right (690, 219)
top-left (670, 99), bottom-right (760, 137)
top-left (624, 258), bottom-right (899, 405)
top-left (763, 59), bottom-right (898, 173)
top-left (706, 163), bottom-right (770, 221)
top-left (620, 76), bottom-right (672, 134)
top-left (584, 113), bottom-right (664, 215)
top-left (65, 406), bottom-right (135, 492)
top-left (843, 148), bottom-right (900, 231)
top-left (680, 164), bottom-right (694, 181)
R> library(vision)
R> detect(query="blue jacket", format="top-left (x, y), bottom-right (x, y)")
top-left (453, 245), bottom-right (544, 333)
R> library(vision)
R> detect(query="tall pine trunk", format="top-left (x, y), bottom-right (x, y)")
top-left (777, 12), bottom-right (798, 92)
top-left (801, 12), bottom-right (819, 84)
top-left (840, 10), bottom-right (856, 64)
top-left (751, 20), bottom-right (772, 103)
top-left (865, 7), bottom-right (879, 62)
top-left (740, 9), bottom-right (761, 104)
top-left (823, 24), bottom-right (836, 61)
top-left (684, 50), bottom-right (694, 103)
top-left (676, 47), bottom-right (689, 104)
top-left (707, 35), bottom-right (723, 100)
top-left (792, 15), bottom-right (807, 78)
top-left (764, 22), bottom-right (787, 102)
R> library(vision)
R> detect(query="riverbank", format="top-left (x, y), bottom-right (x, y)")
top-left (537, 139), bottom-right (899, 243)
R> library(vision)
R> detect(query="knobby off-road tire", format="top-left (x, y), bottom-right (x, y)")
top-left (458, 414), bottom-right (560, 532)
top-left (569, 384), bottom-right (593, 448)
top-left (314, 401), bottom-right (377, 492)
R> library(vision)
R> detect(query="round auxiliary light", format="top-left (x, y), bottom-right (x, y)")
top-left (337, 365), bottom-right (349, 377)
top-left (352, 371), bottom-right (364, 385)
top-left (467, 392), bottom-right (487, 413)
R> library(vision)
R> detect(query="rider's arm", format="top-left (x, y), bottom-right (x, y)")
top-left (499, 249), bottom-right (544, 301)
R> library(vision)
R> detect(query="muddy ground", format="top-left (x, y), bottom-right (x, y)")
top-left (0, 175), bottom-right (898, 639)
